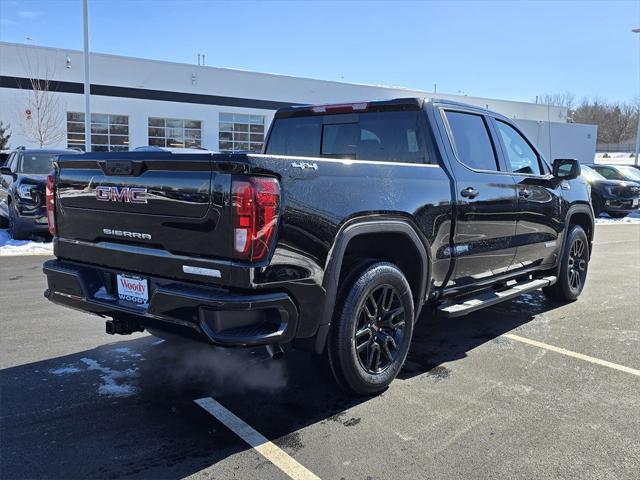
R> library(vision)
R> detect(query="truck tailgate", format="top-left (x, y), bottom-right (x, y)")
top-left (55, 152), bottom-right (232, 260)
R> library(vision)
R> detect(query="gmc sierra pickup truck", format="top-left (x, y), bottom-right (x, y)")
top-left (43, 98), bottom-right (593, 395)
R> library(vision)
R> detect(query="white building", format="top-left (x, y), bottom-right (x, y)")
top-left (0, 42), bottom-right (596, 162)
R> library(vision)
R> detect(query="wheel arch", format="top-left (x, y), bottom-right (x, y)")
top-left (312, 216), bottom-right (431, 354)
top-left (558, 204), bottom-right (594, 274)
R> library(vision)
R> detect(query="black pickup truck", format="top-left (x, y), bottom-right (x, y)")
top-left (43, 98), bottom-right (593, 395)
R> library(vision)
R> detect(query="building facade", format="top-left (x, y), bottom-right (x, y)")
top-left (0, 42), bottom-right (597, 162)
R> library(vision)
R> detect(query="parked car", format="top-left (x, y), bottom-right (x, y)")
top-left (0, 150), bottom-right (12, 167)
top-left (0, 147), bottom-right (81, 239)
top-left (588, 164), bottom-right (640, 185)
top-left (581, 165), bottom-right (640, 217)
top-left (43, 98), bottom-right (593, 395)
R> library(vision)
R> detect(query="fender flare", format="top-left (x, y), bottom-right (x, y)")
top-left (555, 203), bottom-right (595, 276)
top-left (313, 217), bottom-right (431, 353)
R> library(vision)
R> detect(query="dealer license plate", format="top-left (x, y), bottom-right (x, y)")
top-left (633, 198), bottom-right (639, 208)
top-left (116, 274), bottom-right (149, 306)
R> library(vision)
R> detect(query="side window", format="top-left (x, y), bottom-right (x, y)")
top-left (495, 120), bottom-right (542, 175)
top-left (9, 153), bottom-right (18, 171)
top-left (444, 111), bottom-right (499, 171)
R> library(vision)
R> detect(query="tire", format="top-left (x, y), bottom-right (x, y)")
top-left (591, 195), bottom-right (603, 217)
top-left (543, 225), bottom-right (589, 302)
top-left (8, 201), bottom-right (27, 240)
top-left (608, 212), bottom-right (628, 219)
top-left (326, 261), bottom-right (414, 396)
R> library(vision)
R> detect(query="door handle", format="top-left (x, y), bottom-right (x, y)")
top-left (519, 188), bottom-right (532, 198)
top-left (460, 187), bottom-right (479, 199)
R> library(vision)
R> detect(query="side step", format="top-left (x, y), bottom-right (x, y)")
top-left (438, 276), bottom-right (557, 318)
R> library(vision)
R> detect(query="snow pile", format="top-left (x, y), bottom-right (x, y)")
top-left (80, 357), bottom-right (139, 397)
top-left (595, 211), bottom-right (640, 224)
top-left (594, 153), bottom-right (637, 165)
top-left (0, 230), bottom-right (53, 256)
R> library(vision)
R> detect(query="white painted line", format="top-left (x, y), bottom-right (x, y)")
top-left (195, 397), bottom-right (321, 480)
top-left (502, 333), bottom-right (640, 377)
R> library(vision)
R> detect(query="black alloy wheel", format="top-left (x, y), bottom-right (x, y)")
top-left (567, 237), bottom-right (587, 295)
top-left (354, 285), bottom-right (406, 374)
top-left (326, 261), bottom-right (415, 396)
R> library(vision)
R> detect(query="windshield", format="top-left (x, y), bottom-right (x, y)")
top-left (581, 165), bottom-right (606, 181)
top-left (617, 166), bottom-right (640, 181)
top-left (18, 153), bottom-right (57, 174)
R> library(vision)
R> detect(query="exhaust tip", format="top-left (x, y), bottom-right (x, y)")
top-left (265, 344), bottom-right (284, 360)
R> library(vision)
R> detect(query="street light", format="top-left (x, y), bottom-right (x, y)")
top-left (83, 0), bottom-right (91, 152)
top-left (634, 28), bottom-right (639, 166)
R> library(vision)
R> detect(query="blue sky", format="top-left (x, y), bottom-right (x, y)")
top-left (0, 0), bottom-right (638, 103)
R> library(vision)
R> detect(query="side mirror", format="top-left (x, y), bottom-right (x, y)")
top-left (0, 166), bottom-right (13, 176)
top-left (553, 158), bottom-right (580, 180)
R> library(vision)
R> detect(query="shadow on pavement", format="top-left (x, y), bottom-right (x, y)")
top-left (0, 290), bottom-right (566, 479)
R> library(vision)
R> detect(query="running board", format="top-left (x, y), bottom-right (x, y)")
top-left (437, 276), bottom-right (557, 318)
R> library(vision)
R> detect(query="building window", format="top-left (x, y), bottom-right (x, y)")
top-left (219, 113), bottom-right (265, 153)
top-left (148, 117), bottom-right (202, 148)
top-left (67, 112), bottom-right (129, 152)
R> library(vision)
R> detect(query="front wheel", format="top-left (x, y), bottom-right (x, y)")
top-left (543, 225), bottom-right (589, 301)
top-left (326, 261), bottom-right (414, 396)
top-left (8, 202), bottom-right (27, 240)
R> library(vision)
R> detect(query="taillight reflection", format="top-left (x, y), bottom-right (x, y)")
top-left (46, 170), bottom-right (56, 236)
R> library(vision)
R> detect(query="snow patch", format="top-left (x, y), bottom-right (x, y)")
top-left (111, 346), bottom-right (142, 358)
top-left (0, 230), bottom-right (53, 256)
top-left (49, 366), bottom-right (82, 375)
top-left (80, 357), bottom-right (139, 397)
top-left (595, 211), bottom-right (640, 224)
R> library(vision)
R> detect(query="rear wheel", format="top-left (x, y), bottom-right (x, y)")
top-left (543, 225), bottom-right (589, 301)
top-left (326, 261), bottom-right (414, 395)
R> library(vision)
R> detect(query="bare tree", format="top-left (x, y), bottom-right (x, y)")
top-left (572, 97), bottom-right (639, 144)
top-left (17, 55), bottom-right (66, 148)
top-left (539, 92), bottom-right (576, 112)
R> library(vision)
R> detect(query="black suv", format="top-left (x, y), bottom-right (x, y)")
top-left (43, 98), bottom-right (593, 395)
top-left (581, 165), bottom-right (640, 217)
top-left (0, 147), bottom-right (80, 239)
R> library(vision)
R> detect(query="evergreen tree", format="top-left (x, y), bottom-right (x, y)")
top-left (0, 122), bottom-right (11, 149)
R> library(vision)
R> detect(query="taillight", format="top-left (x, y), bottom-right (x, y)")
top-left (231, 176), bottom-right (280, 262)
top-left (46, 170), bottom-right (56, 236)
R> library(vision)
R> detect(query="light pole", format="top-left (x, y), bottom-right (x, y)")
top-left (83, 0), bottom-right (91, 152)
top-left (634, 28), bottom-right (639, 166)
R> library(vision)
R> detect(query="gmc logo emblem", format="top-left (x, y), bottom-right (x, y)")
top-left (95, 186), bottom-right (148, 204)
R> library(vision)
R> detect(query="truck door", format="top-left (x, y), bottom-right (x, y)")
top-left (438, 108), bottom-right (519, 288)
top-left (490, 118), bottom-right (562, 269)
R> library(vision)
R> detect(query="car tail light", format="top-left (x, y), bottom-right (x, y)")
top-left (231, 176), bottom-right (280, 262)
top-left (46, 170), bottom-right (56, 236)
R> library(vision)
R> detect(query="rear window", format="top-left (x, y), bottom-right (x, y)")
top-left (266, 111), bottom-right (430, 164)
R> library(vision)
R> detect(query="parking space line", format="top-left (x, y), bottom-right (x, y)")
top-left (195, 397), bottom-right (321, 480)
top-left (502, 333), bottom-right (640, 377)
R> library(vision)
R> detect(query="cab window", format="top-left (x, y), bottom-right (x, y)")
top-left (495, 120), bottom-right (542, 175)
top-left (444, 111), bottom-right (499, 171)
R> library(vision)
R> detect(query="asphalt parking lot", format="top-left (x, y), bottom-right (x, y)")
top-left (1, 224), bottom-right (639, 480)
